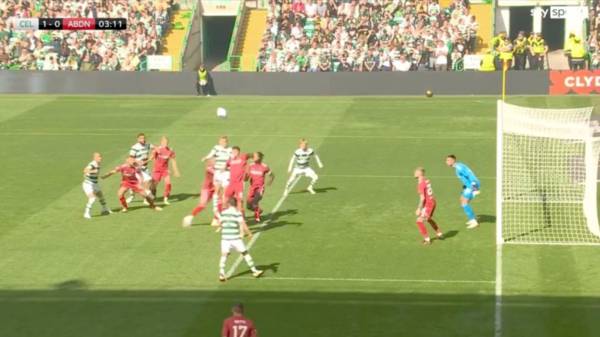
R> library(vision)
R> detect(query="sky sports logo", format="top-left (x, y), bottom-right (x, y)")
top-left (530, 6), bottom-right (586, 19)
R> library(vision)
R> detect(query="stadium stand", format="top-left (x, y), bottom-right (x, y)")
top-left (256, 0), bottom-right (479, 72)
top-left (0, 0), bottom-right (174, 71)
top-left (590, 1), bottom-right (600, 69)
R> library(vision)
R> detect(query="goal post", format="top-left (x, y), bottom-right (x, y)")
top-left (497, 100), bottom-right (600, 245)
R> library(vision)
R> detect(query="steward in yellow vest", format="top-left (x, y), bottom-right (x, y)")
top-left (513, 31), bottom-right (528, 70)
top-left (570, 37), bottom-right (587, 70)
top-left (491, 32), bottom-right (507, 70)
top-left (564, 33), bottom-right (576, 69)
top-left (479, 50), bottom-right (496, 71)
top-left (498, 36), bottom-right (514, 70)
top-left (528, 33), bottom-right (547, 70)
top-left (197, 65), bottom-right (210, 96)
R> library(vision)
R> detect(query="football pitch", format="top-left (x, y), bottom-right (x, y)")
top-left (0, 95), bottom-right (599, 337)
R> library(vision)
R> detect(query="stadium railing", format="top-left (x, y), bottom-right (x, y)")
top-left (224, 0), bottom-right (247, 71)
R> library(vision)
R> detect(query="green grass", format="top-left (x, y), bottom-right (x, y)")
top-left (0, 95), bottom-right (599, 337)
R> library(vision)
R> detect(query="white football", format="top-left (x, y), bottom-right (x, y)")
top-left (182, 215), bottom-right (194, 228)
top-left (216, 107), bottom-right (227, 118)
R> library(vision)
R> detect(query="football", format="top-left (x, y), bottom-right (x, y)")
top-left (425, 90), bottom-right (433, 97)
top-left (216, 107), bottom-right (227, 118)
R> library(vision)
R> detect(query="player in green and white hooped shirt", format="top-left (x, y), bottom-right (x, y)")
top-left (202, 136), bottom-right (233, 227)
top-left (218, 198), bottom-right (264, 282)
top-left (126, 133), bottom-right (154, 204)
top-left (284, 138), bottom-right (324, 196)
top-left (82, 152), bottom-right (111, 219)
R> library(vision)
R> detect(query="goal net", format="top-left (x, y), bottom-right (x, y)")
top-left (497, 100), bottom-right (600, 245)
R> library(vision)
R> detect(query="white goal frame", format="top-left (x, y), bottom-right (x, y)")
top-left (496, 100), bottom-right (600, 247)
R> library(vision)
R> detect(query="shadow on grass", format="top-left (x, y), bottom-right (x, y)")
top-left (1, 289), bottom-right (598, 337)
top-left (228, 263), bottom-right (281, 280)
top-left (290, 186), bottom-right (338, 195)
top-left (437, 230), bottom-right (459, 241)
top-left (164, 193), bottom-right (199, 202)
top-left (479, 214), bottom-right (496, 224)
top-left (249, 209), bottom-right (302, 232)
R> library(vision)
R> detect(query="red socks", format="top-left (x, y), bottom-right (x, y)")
top-left (119, 196), bottom-right (128, 209)
top-left (192, 204), bottom-right (205, 216)
top-left (165, 183), bottom-right (172, 198)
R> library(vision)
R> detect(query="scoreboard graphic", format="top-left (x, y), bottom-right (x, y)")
top-left (13, 18), bottom-right (127, 31)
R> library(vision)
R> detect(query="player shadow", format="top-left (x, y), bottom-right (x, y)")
top-left (437, 230), bottom-right (459, 241)
top-left (228, 263), bottom-right (280, 280)
top-left (290, 186), bottom-right (338, 195)
top-left (478, 215), bottom-right (496, 224)
top-left (255, 220), bottom-right (303, 233)
top-left (122, 205), bottom-right (159, 213)
top-left (160, 193), bottom-right (199, 202)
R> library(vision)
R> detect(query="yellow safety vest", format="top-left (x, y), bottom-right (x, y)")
top-left (499, 40), bottom-right (513, 60)
top-left (198, 69), bottom-right (207, 82)
top-left (571, 43), bottom-right (586, 58)
top-left (532, 39), bottom-right (545, 54)
top-left (564, 37), bottom-right (576, 53)
top-left (480, 53), bottom-right (495, 71)
top-left (513, 38), bottom-right (527, 54)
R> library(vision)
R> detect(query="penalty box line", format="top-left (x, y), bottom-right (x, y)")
top-left (225, 176), bottom-right (300, 278)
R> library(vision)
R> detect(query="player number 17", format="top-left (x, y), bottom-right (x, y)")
top-left (233, 325), bottom-right (248, 337)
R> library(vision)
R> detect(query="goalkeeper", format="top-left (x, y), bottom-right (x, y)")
top-left (446, 155), bottom-right (480, 229)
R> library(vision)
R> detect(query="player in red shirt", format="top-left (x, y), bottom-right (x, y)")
top-left (221, 303), bottom-right (257, 337)
top-left (182, 159), bottom-right (216, 227)
top-left (414, 167), bottom-right (443, 245)
top-left (224, 146), bottom-right (249, 211)
top-left (102, 157), bottom-right (162, 212)
top-left (150, 136), bottom-right (181, 205)
top-left (246, 152), bottom-right (274, 222)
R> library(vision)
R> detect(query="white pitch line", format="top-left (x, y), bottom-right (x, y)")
top-left (225, 177), bottom-right (300, 278)
top-left (233, 276), bottom-right (495, 284)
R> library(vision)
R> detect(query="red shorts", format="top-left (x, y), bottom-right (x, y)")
top-left (247, 185), bottom-right (264, 202)
top-left (121, 181), bottom-right (144, 194)
top-left (224, 182), bottom-right (244, 200)
top-left (420, 201), bottom-right (436, 219)
top-left (152, 170), bottom-right (169, 182)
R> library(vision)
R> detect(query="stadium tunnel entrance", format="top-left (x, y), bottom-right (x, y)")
top-left (202, 16), bottom-right (235, 69)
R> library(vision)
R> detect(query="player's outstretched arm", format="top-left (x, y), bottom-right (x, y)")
top-left (101, 169), bottom-right (117, 179)
top-left (267, 171), bottom-right (275, 186)
top-left (315, 154), bottom-right (324, 168)
top-left (201, 148), bottom-right (217, 162)
top-left (171, 158), bottom-right (181, 178)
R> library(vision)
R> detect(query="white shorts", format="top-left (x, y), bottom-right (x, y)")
top-left (291, 167), bottom-right (318, 180)
top-left (221, 239), bottom-right (247, 254)
top-left (138, 169), bottom-right (152, 183)
top-left (82, 181), bottom-right (101, 195)
top-left (213, 170), bottom-right (230, 188)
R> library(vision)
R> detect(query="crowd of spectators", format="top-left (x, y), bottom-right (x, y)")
top-left (588, 1), bottom-right (600, 69)
top-left (256, 0), bottom-right (478, 72)
top-left (0, 0), bottom-right (174, 71)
